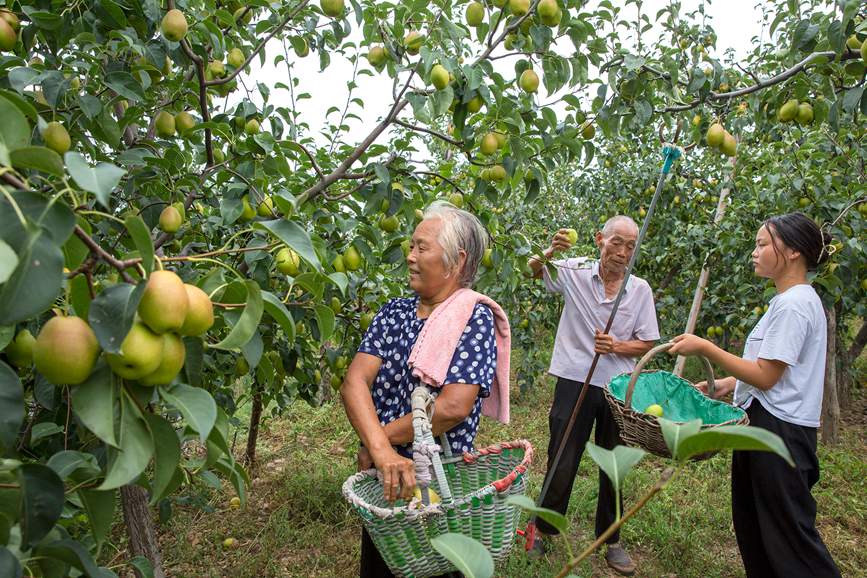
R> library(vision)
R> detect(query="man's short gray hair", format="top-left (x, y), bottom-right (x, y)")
top-left (601, 215), bottom-right (639, 238)
top-left (423, 200), bottom-right (489, 287)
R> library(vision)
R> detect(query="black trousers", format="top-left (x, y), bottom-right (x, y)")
top-left (731, 401), bottom-right (841, 578)
top-left (361, 528), bottom-right (462, 578)
top-left (537, 377), bottom-right (623, 543)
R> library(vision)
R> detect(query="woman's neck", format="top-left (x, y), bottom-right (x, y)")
top-left (773, 269), bottom-right (808, 294)
top-left (417, 286), bottom-right (459, 317)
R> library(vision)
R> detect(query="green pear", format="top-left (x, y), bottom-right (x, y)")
top-left (275, 247), bottom-right (301, 276)
top-left (367, 46), bottom-right (388, 67)
top-left (138, 270), bottom-right (189, 334)
top-left (180, 284), bottom-right (215, 336)
top-left (228, 47), bottom-right (245, 68)
top-left (139, 333), bottom-right (186, 386)
top-left (706, 123), bottom-right (725, 147)
top-left (161, 9), bottom-right (188, 42)
top-left (155, 111), bottom-right (176, 138)
top-left (33, 317), bottom-right (99, 385)
top-left (175, 111), bottom-right (195, 135)
top-left (257, 196), bottom-right (275, 217)
top-left (4, 329), bottom-right (36, 368)
top-left (159, 205), bottom-right (183, 233)
top-left (106, 322), bottom-right (164, 380)
top-left (42, 122), bottom-right (71, 155)
top-left (430, 64), bottom-right (450, 90)
top-left (320, 0), bottom-right (344, 17)
top-left (466, 2), bottom-right (484, 26)
top-left (519, 69), bottom-right (539, 93)
top-left (343, 246), bottom-right (363, 271)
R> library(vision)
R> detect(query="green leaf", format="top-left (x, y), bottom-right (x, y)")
top-left (255, 220), bottom-right (322, 272)
top-left (124, 215), bottom-right (154, 274)
top-left (0, 228), bottom-right (65, 326)
top-left (211, 280), bottom-right (263, 351)
top-left (19, 463), bottom-right (65, 548)
top-left (676, 425), bottom-right (794, 465)
top-left (261, 291), bottom-right (295, 345)
top-left (327, 272), bottom-right (348, 297)
top-left (97, 393), bottom-right (154, 490)
top-left (585, 443), bottom-right (645, 493)
top-left (0, 362), bottom-right (24, 454)
top-left (0, 240), bottom-right (16, 285)
top-left (9, 146), bottom-right (64, 177)
top-left (313, 304), bottom-right (335, 344)
top-left (0, 546), bottom-right (22, 578)
top-left (144, 414), bottom-right (181, 504)
top-left (0, 96), bottom-right (29, 166)
top-left (64, 152), bottom-right (126, 208)
top-left (71, 362), bottom-right (119, 448)
top-left (88, 283), bottom-right (146, 354)
top-left (505, 494), bottom-right (568, 534)
top-left (159, 383), bottom-right (217, 442)
top-left (34, 539), bottom-right (113, 578)
top-left (46, 450), bottom-right (100, 482)
top-left (78, 488), bottom-right (116, 549)
top-left (429, 533), bottom-right (494, 578)
top-left (103, 71), bottom-right (144, 102)
top-left (182, 336), bottom-right (204, 387)
top-left (129, 556), bottom-right (154, 578)
top-left (659, 418), bottom-right (702, 460)
top-left (29, 422), bottom-right (63, 444)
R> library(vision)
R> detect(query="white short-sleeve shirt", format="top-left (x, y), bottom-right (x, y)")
top-left (542, 258), bottom-right (660, 387)
top-left (734, 284), bottom-right (827, 428)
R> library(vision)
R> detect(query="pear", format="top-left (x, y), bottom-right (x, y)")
top-left (155, 111), bottom-right (176, 138)
top-left (480, 133), bottom-right (499, 155)
top-left (175, 111), bottom-right (195, 135)
top-left (330, 297), bottom-right (342, 315)
top-left (138, 270), bottom-right (189, 334)
top-left (228, 48), bottom-right (245, 68)
top-left (466, 2), bottom-right (484, 26)
top-left (33, 317), bottom-right (99, 385)
top-left (581, 122), bottom-right (595, 139)
top-left (796, 103), bottom-right (813, 125)
top-left (367, 46), bottom-right (388, 67)
top-left (360, 312), bottom-right (374, 331)
top-left (777, 99), bottom-right (799, 122)
top-left (467, 95), bottom-right (484, 113)
top-left (106, 322), bottom-right (164, 380)
top-left (332, 254), bottom-right (346, 273)
top-left (706, 123), bottom-right (725, 147)
top-left (488, 165), bottom-right (507, 181)
top-left (4, 329), bottom-right (36, 368)
top-left (509, 0), bottom-right (530, 16)
top-left (404, 31), bottom-right (424, 55)
top-left (430, 64), bottom-right (450, 90)
top-left (519, 69), bottom-right (539, 93)
top-left (0, 18), bottom-right (14, 52)
top-left (481, 248), bottom-right (493, 268)
top-left (239, 195), bottom-right (256, 221)
top-left (320, 0), bottom-right (344, 18)
top-left (257, 196), bottom-right (275, 217)
top-left (379, 214), bottom-right (399, 233)
top-left (721, 131), bottom-right (737, 157)
top-left (139, 333), bottom-right (186, 386)
top-left (42, 122), bottom-right (71, 155)
top-left (159, 205), bottom-right (183, 233)
top-left (161, 9), bottom-right (188, 42)
top-left (180, 284), bottom-right (214, 336)
top-left (233, 7), bottom-right (253, 25)
top-left (0, 9), bottom-right (20, 31)
top-left (275, 248), bottom-right (301, 276)
top-left (244, 118), bottom-right (260, 135)
top-left (565, 228), bottom-right (578, 244)
top-left (294, 37), bottom-right (309, 57)
top-left (343, 246), bottom-right (363, 271)
top-left (208, 60), bottom-right (226, 78)
top-left (449, 192), bottom-right (464, 208)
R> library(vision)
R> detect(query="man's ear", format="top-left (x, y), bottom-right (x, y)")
top-left (594, 231), bottom-right (604, 248)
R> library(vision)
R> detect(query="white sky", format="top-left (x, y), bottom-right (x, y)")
top-left (229, 0), bottom-right (768, 157)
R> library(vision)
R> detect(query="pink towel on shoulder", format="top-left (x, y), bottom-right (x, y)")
top-left (408, 287), bottom-right (511, 424)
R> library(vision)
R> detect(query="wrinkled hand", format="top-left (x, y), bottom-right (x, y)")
top-left (668, 334), bottom-right (710, 357)
top-left (549, 229), bottom-right (574, 254)
top-left (594, 329), bottom-right (617, 355)
top-left (371, 447), bottom-right (416, 503)
top-left (696, 376), bottom-right (736, 400)
top-left (357, 446), bottom-right (373, 472)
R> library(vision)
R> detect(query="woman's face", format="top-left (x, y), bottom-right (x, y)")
top-left (752, 225), bottom-right (797, 278)
top-left (407, 218), bottom-right (462, 298)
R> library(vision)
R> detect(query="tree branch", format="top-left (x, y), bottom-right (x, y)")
top-left (73, 226), bottom-right (137, 282)
top-left (394, 119), bottom-right (462, 146)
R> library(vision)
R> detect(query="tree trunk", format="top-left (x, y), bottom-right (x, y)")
top-left (821, 306), bottom-right (840, 445)
top-left (121, 485), bottom-right (166, 578)
top-left (244, 383), bottom-right (263, 467)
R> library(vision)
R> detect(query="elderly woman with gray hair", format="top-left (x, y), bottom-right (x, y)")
top-left (341, 201), bottom-right (511, 578)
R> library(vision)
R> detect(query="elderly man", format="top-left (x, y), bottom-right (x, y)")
top-left (526, 216), bottom-right (659, 576)
top-left (341, 201), bottom-right (498, 578)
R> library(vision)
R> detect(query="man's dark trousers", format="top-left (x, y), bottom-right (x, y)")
top-left (536, 376), bottom-right (623, 542)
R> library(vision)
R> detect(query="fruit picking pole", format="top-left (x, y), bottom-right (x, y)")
top-left (524, 124), bottom-right (686, 549)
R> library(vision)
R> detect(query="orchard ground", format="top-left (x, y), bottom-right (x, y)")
top-left (145, 356), bottom-right (866, 578)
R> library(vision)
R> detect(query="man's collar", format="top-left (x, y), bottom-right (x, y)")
top-left (591, 260), bottom-right (632, 292)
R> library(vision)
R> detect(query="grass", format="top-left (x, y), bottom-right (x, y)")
top-left (157, 375), bottom-right (867, 578)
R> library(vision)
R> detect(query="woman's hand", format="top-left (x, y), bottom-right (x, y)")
top-left (696, 376), bottom-right (737, 400)
top-left (668, 334), bottom-right (711, 357)
top-left (357, 446), bottom-right (373, 472)
top-left (370, 446), bottom-right (416, 503)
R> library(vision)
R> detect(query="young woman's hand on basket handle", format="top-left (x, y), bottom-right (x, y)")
top-left (696, 376), bottom-right (737, 400)
top-left (670, 334), bottom-right (787, 392)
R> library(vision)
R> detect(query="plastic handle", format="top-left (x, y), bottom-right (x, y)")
top-left (624, 342), bottom-right (716, 410)
top-left (410, 386), bottom-right (453, 504)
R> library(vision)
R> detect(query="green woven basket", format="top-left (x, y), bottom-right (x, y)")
top-left (342, 387), bottom-right (533, 578)
top-left (604, 342), bottom-right (748, 459)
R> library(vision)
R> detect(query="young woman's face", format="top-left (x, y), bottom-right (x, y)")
top-left (752, 225), bottom-right (797, 278)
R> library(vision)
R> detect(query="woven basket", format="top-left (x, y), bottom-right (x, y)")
top-left (342, 387), bottom-right (533, 578)
top-left (604, 342), bottom-right (749, 460)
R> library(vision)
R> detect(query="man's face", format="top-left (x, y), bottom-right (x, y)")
top-left (595, 221), bottom-right (638, 275)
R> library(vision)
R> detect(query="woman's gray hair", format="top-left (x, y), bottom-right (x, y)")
top-left (423, 200), bottom-right (489, 287)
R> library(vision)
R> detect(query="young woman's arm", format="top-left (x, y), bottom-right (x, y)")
top-left (669, 334), bottom-right (787, 390)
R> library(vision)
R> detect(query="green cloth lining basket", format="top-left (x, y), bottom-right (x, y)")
top-left (342, 386), bottom-right (533, 578)
top-left (604, 342), bottom-right (748, 460)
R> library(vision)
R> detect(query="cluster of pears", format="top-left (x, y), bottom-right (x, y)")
top-left (479, 164), bottom-right (507, 182)
top-left (5, 271), bottom-right (213, 387)
top-left (705, 122), bottom-right (737, 157)
top-left (479, 131), bottom-right (507, 156)
top-left (332, 245), bottom-right (364, 273)
top-left (0, 9), bottom-right (19, 52)
top-left (155, 110), bottom-right (196, 138)
top-left (776, 98), bottom-right (813, 126)
top-left (706, 325), bottom-right (725, 339)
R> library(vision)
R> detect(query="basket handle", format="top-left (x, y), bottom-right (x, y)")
top-left (410, 386), bottom-right (453, 505)
top-left (624, 342), bottom-right (716, 410)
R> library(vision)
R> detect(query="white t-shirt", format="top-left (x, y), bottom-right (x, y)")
top-left (542, 258), bottom-right (660, 387)
top-left (734, 284), bottom-right (827, 428)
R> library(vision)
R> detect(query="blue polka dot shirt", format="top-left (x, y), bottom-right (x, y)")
top-left (358, 296), bottom-right (497, 457)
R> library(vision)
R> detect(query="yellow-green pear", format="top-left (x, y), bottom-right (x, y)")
top-left (240, 195), bottom-right (256, 221)
top-left (480, 132), bottom-right (499, 155)
top-left (404, 31), bottom-right (424, 55)
top-left (179, 284), bottom-right (214, 336)
top-left (706, 123), bottom-right (725, 147)
top-left (175, 111), bottom-right (195, 135)
top-left (519, 69), bottom-right (539, 93)
top-left (721, 131), bottom-right (737, 157)
top-left (481, 248), bottom-right (493, 268)
top-left (33, 317), bottom-right (99, 385)
top-left (257, 195), bottom-right (275, 217)
top-left (344, 246), bottom-right (362, 271)
top-left (430, 64), bottom-right (450, 90)
top-left (155, 111), bottom-right (176, 138)
top-left (105, 322), bottom-right (164, 380)
top-left (367, 46), bottom-right (388, 67)
top-left (4, 329), bottom-right (36, 368)
top-left (275, 247), bottom-right (301, 276)
top-left (138, 270), bottom-right (189, 334)
top-left (233, 7), bottom-right (253, 24)
top-left (159, 205), bottom-right (183, 233)
top-left (244, 118), bottom-right (260, 135)
top-left (294, 37), bottom-right (309, 57)
top-left (466, 2), bottom-right (484, 26)
top-left (360, 312), bottom-right (374, 331)
top-left (0, 9), bottom-right (20, 31)
top-left (332, 254), bottom-right (346, 273)
top-left (796, 103), bottom-right (813, 125)
top-left (449, 192), bottom-right (464, 208)
top-left (161, 9), bottom-right (188, 42)
top-left (321, 0), bottom-right (344, 18)
top-left (581, 122), bottom-right (595, 139)
top-left (489, 165), bottom-right (507, 181)
top-left (565, 228), bottom-right (578, 244)
top-left (509, 0), bottom-right (530, 16)
top-left (777, 99), bottom-right (799, 122)
top-left (42, 122), bottom-right (71, 155)
top-left (467, 95), bottom-right (484, 113)
top-left (228, 47), bottom-right (245, 68)
top-left (139, 333), bottom-right (186, 386)
top-left (379, 214), bottom-right (399, 233)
